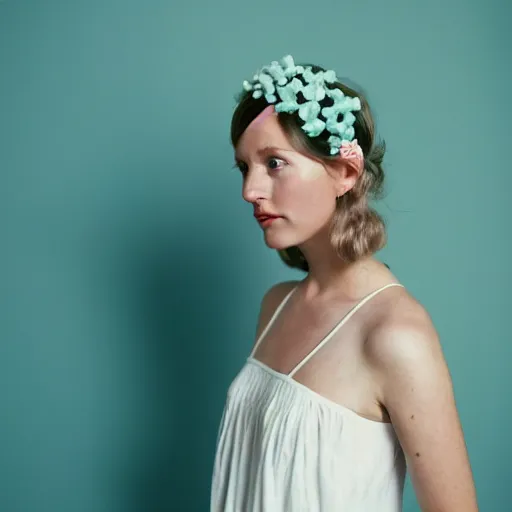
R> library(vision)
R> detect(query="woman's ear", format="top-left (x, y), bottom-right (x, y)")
top-left (325, 156), bottom-right (362, 197)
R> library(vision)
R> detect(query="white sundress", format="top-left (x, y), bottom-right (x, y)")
top-left (211, 282), bottom-right (407, 511)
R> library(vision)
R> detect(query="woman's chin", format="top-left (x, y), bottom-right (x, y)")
top-left (262, 232), bottom-right (296, 251)
top-left (265, 241), bottom-right (286, 250)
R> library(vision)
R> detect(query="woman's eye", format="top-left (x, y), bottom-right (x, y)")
top-left (237, 163), bottom-right (248, 175)
top-left (267, 157), bottom-right (285, 170)
top-left (233, 157), bottom-right (285, 176)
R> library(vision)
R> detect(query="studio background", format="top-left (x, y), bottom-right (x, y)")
top-left (1, 0), bottom-right (510, 510)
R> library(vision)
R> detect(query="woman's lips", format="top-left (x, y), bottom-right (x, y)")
top-left (257, 216), bottom-right (281, 227)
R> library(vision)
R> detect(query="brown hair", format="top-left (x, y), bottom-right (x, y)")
top-left (231, 62), bottom-right (388, 272)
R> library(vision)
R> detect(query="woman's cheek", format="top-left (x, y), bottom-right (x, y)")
top-left (295, 164), bottom-right (324, 182)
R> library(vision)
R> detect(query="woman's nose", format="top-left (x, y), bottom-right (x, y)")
top-left (241, 170), bottom-right (270, 203)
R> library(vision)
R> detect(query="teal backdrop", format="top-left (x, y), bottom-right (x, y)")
top-left (1, 1), bottom-right (510, 510)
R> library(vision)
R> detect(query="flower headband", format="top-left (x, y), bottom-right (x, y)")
top-left (241, 54), bottom-right (364, 164)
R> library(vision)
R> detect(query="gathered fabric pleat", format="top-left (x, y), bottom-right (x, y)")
top-left (211, 360), bottom-right (407, 512)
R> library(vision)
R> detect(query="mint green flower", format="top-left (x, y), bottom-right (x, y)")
top-left (302, 118), bottom-right (326, 137)
top-left (257, 73), bottom-right (275, 102)
top-left (326, 88), bottom-right (345, 101)
top-left (263, 61), bottom-right (287, 85)
top-left (299, 101), bottom-right (325, 136)
top-left (274, 78), bottom-right (301, 112)
top-left (303, 81), bottom-right (326, 102)
top-left (280, 55), bottom-right (305, 79)
top-left (344, 126), bottom-right (355, 140)
top-left (240, 54), bottom-right (361, 154)
top-left (328, 135), bottom-right (343, 155)
top-left (322, 69), bottom-right (337, 83)
top-left (343, 111), bottom-right (356, 126)
top-left (326, 118), bottom-right (348, 137)
top-left (299, 101), bottom-right (321, 121)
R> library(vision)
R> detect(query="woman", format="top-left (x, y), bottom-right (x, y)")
top-left (210, 55), bottom-right (478, 511)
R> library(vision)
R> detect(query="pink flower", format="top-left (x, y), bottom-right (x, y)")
top-left (339, 139), bottom-right (363, 161)
top-left (338, 139), bottom-right (364, 170)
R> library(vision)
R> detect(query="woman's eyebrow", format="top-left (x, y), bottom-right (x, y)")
top-left (234, 145), bottom-right (290, 162)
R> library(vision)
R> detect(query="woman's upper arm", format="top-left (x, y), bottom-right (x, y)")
top-left (365, 308), bottom-right (479, 512)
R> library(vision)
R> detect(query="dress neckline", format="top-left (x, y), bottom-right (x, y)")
top-left (246, 357), bottom-right (396, 428)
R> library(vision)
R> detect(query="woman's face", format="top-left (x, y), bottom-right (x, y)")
top-left (234, 109), bottom-right (340, 250)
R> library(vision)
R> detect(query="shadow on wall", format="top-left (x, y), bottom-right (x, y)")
top-left (98, 220), bottom-right (235, 512)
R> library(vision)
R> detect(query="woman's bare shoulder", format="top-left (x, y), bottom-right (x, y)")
top-left (363, 286), bottom-right (437, 362)
top-left (254, 280), bottom-right (301, 342)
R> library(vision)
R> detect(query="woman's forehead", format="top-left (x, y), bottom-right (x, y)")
top-left (235, 114), bottom-right (293, 159)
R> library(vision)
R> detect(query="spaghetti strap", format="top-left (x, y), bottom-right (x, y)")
top-left (249, 284), bottom-right (299, 358)
top-left (288, 283), bottom-right (404, 377)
